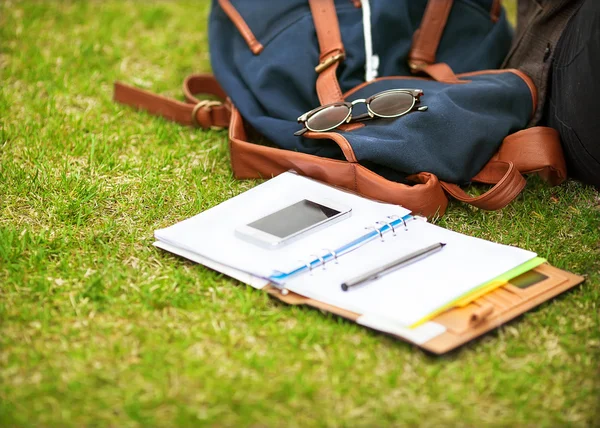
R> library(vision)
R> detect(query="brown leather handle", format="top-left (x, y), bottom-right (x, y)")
top-left (495, 127), bottom-right (567, 185)
top-left (113, 74), bottom-right (231, 129)
top-left (409, 0), bottom-right (503, 70)
top-left (423, 125), bottom-right (566, 211)
top-left (408, 0), bottom-right (454, 71)
top-left (440, 160), bottom-right (527, 210)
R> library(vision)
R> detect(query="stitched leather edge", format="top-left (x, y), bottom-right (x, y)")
top-left (218, 0), bottom-right (264, 55)
top-left (460, 68), bottom-right (538, 120)
top-left (490, 0), bottom-right (502, 22)
top-left (341, 68), bottom-right (539, 121)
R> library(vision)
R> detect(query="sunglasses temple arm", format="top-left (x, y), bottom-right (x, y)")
top-left (294, 127), bottom-right (309, 136)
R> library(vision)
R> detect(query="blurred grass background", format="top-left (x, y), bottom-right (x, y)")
top-left (1, 0), bottom-right (599, 426)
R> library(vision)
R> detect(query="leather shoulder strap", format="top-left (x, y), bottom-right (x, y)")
top-left (408, 0), bottom-right (454, 71)
top-left (308, 0), bottom-right (345, 105)
top-left (218, 0), bottom-right (264, 54)
top-left (113, 74), bottom-right (231, 129)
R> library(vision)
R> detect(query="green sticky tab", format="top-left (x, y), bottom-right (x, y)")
top-left (409, 257), bottom-right (546, 328)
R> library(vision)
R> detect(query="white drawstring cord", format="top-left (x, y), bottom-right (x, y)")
top-left (361, 0), bottom-right (379, 81)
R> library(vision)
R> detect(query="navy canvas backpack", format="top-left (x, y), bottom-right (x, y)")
top-left (115, 0), bottom-right (567, 217)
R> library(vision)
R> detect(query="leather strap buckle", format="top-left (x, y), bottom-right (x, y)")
top-left (408, 60), bottom-right (428, 72)
top-left (191, 100), bottom-right (222, 128)
top-left (315, 52), bottom-right (345, 73)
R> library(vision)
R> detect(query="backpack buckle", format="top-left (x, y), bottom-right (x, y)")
top-left (315, 52), bottom-right (346, 73)
top-left (408, 60), bottom-right (427, 72)
top-left (191, 100), bottom-right (222, 128)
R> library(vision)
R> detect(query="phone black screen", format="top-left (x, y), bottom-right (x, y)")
top-left (247, 200), bottom-right (341, 238)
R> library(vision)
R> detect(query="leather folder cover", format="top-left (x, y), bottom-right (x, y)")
top-left (264, 264), bottom-right (584, 354)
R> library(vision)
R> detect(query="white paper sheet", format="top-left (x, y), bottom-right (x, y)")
top-left (283, 219), bottom-right (536, 326)
top-left (155, 172), bottom-right (410, 278)
top-left (154, 172), bottom-right (536, 328)
top-left (153, 241), bottom-right (269, 289)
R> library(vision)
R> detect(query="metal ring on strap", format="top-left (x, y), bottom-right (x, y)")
top-left (191, 100), bottom-right (222, 128)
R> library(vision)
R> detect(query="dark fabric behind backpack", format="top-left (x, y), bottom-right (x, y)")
top-left (114, 0), bottom-right (567, 217)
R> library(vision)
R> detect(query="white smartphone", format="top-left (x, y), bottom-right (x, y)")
top-left (235, 198), bottom-right (352, 249)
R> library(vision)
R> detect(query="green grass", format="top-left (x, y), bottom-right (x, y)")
top-left (1, 1), bottom-right (598, 426)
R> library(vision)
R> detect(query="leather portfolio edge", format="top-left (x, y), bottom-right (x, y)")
top-left (264, 263), bottom-right (585, 355)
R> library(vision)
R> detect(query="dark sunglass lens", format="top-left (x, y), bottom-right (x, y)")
top-left (306, 104), bottom-right (350, 131)
top-left (369, 92), bottom-right (415, 117)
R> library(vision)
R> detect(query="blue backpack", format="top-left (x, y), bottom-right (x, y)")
top-left (115, 0), bottom-right (567, 217)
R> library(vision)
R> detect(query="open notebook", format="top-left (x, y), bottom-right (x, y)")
top-left (154, 172), bottom-right (584, 353)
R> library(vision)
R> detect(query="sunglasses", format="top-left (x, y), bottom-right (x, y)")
top-left (294, 89), bottom-right (428, 136)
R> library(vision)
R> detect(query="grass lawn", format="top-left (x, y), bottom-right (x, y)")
top-left (1, 1), bottom-right (599, 426)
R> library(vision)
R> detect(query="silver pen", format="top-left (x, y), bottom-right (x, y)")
top-left (341, 242), bottom-right (446, 291)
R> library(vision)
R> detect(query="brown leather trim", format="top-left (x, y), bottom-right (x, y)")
top-left (343, 76), bottom-right (431, 98)
top-left (490, 0), bottom-right (502, 22)
top-left (266, 263), bottom-right (583, 355)
top-left (182, 74), bottom-right (228, 103)
top-left (316, 61), bottom-right (344, 105)
top-left (408, 0), bottom-right (454, 70)
top-left (496, 127), bottom-right (567, 185)
top-left (228, 104), bottom-right (357, 187)
top-left (342, 68), bottom-right (538, 121)
top-left (422, 63), bottom-right (469, 84)
top-left (338, 123), bottom-right (365, 132)
top-left (459, 68), bottom-right (538, 119)
top-left (113, 76), bottom-right (231, 129)
top-left (423, 264), bottom-right (584, 354)
top-left (350, 0), bottom-right (361, 7)
top-left (440, 160), bottom-right (526, 210)
top-left (304, 131), bottom-right (358, 163)
top-left (309, 0), bottom-right (345, 105)
top-left (218, 0), bottom-right (264, 55)
top-left (227, 105), bottom-right (449, 217)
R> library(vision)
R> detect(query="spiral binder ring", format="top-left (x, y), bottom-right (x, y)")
top-left (310, 254), bottom-right (326, 270)
top-left (270, 214), bottom-right (416, 285)
top-left (322, 248), bottom-right (338, 264)
top-left (377, 220), bottom-right (396, 236)
top-left (299, 259), bottom-right (313, 275)
top-left (366, 225), bottom-right (384, 242)
top-left (388, 214), bottom-right (409, 231)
